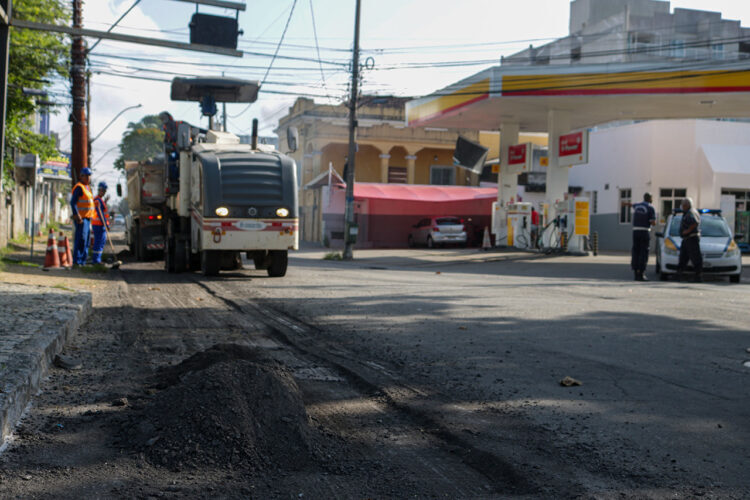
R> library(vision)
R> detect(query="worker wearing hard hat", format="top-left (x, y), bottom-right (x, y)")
top-left (70, 167), bottom-right (94, 266)
top-left (91, 181), bottom-right (110, 264)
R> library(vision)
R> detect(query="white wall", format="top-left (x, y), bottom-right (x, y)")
top-left (571, 119), bottom-right (750, 219)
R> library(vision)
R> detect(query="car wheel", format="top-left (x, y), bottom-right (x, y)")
top-left (730, 274), bottom-right (740, 283)
top-left (427, 236), bottom-right (435, 249)
top-left (408, 235), bottom-right (415, 248)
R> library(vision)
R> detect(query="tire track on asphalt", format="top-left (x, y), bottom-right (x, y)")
top-left (194, 277), bottom-right (545, 497)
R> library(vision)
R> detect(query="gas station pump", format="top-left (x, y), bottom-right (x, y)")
top-left (507, 202), bottom-right (532, 249)
top-left (550, 197), bottom-right (590, 254)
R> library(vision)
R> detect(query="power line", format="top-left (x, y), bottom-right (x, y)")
top-left (230, 0), bottom-right (299, 119)
top-left (308, 0), bottom-right (333, 101)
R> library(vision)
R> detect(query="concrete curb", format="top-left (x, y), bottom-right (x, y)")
top-left (0, 286), bottom-right (92, 443)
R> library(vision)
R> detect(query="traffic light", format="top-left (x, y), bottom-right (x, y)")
top-left (189, 13), bottom-right (240, 50)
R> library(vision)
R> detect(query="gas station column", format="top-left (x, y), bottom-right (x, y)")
top-left (379, 153), bottom-right (391, 183)
top-left (405, 155), bottom-right (417, 184)
top-left (545, 110), bottom-right (571, 207)
top-left (498, 122), bottom-right (520, 205)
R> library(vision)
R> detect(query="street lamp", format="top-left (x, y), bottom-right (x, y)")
top-left (91, 145), bottom-right (119, 168)
top-left (90, 103), bottom-right (142, 145)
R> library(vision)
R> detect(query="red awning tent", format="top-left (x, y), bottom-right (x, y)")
top-left (324, 183), bottom-right (497, 247)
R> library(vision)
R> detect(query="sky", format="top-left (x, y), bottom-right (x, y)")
top-left (42, 0), bottom-right (750, 202)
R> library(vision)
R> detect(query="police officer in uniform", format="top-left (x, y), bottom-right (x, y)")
top-left (678, 197), bottom-right (702, 282)
top-left (631, 192), bottom-right (656, 281)
top-left (70, 167), bottom-right (95, 266)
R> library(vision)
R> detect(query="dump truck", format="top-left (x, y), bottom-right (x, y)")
top-left (158, 77), bottom-right (299, 276)
top-left (123, 158), bottom-right (165, 260)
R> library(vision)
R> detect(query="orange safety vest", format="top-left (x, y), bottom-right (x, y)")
top-left (72, 182), bottom-right (95, 219)
top-left (92, 196), bottom-right (109, 226)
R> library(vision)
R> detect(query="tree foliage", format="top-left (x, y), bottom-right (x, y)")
top-left (3, 0), bottom-right (69, 189)
top-left (114, 115), bottom-right (164, 171)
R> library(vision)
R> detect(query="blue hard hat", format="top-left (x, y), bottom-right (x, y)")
top-left (98, 181), bottom-right (108, 190)
top-left (80, 167), bottom-right (92, 176)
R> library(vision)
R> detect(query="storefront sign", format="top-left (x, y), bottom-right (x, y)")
top-left (37, 154), bottom-right (71, 180)
top-left (559, 130), bottom-right (589, 166)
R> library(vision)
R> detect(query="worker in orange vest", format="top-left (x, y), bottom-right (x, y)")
top-left (70, 167), bottom-right (94, 266)
top-left (91, 181), bottom-right (110, 264)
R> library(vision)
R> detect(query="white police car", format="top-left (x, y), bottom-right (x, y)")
top-left (655, 209), bottom-right (742, 282)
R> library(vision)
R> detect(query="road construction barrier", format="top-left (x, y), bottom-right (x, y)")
top-left (57, 232), bottom-right (70, 268)
top-left (482, 226), bottom-right (491, 251)
top-left (43, 229), bottom-right (60, 269)
top-left (64, 236), bottom-right (73, 266)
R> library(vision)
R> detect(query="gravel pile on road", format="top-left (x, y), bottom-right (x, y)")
top-left (120, 344), bottom-right (314, 473)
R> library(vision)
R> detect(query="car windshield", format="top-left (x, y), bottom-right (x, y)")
top-left (668, 214), bottom-right (731, 238)
top-left (436, 217), bottom-right (461, 226)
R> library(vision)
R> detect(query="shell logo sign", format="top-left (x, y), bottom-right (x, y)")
top-left (559, 130), bottom-right (589, 166)
top-left (508, 143), bottom-right (532, 172)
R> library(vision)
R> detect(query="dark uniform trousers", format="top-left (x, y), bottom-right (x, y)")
top-left (631, 230), bottom-right (650, 272)
top-left (678, 236), bottom-right (702, 272)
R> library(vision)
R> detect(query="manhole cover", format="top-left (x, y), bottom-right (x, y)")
top-left (743, 360), bottom-right (750, 369)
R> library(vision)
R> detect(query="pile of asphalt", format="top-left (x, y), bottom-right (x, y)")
top-left (119, 344), bottom-right (314, 473)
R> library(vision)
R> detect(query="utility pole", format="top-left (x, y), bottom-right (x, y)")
top-left (342, 0), bottom-right (361, 261)
top-left (0, 0), bottom-right (11, 192)
top-left (70, 0), bottom-right (87, 186)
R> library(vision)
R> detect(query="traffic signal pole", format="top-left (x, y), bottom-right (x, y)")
top-left (70, 0), bottom-right (87, 186)
top-left (342, 0), bottom-right (361, 261)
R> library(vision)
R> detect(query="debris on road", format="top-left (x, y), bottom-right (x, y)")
top-left (53, 354), bottom-right (82, 371)
top-left (559, 376), bottom-right (582, 387)
top-left (118, 344), bottom-right (315, 473)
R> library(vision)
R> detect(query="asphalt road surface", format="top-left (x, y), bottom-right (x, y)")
top-left (1, 243), bottom-right (748, 499)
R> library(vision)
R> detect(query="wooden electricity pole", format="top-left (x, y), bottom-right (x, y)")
top-left (70, 0), bottom-right (87, 186)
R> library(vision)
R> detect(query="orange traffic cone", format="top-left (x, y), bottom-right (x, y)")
top-left (482, 226), bottom-right (491, 251)
top-left (63, 235), bottom-right (73, 267)
top-left (43, 229), bottom-right (60, 269)
top-left (57, 232), bottom-right (70, 268)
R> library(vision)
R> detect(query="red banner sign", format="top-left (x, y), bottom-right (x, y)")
top-left (508, 144), bottom-right (527, 165)
top-left (558, 131), bottom-right (589, 166)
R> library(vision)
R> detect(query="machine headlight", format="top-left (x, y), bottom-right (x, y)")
top-left (664, 238), bottom-right (679, 255)
top-left (726, 240), bottom-right (740, 257)
top-left (276, 207), bottom-right (289, 218)
top-left (215, 206), bottom-right (229, 217)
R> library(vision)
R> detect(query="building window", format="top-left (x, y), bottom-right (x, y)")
top-left (712, 43), bottom-right (724, 60)
top-left (659, 188), bottom-right (687, 222)
top-left (430, 166), bottom-right (455, 185)
top-left (571, 45), bottom-right (581, 62)
top-left (619, 188), bottom-right (632, 224)
top-left (740, 42), bottom-right (750, 59)
top-left (671, 40), bottom-right (685, 58)
top-left (388, 166), bottom-right (407, 184)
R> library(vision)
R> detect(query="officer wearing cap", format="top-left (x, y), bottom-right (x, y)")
top-left (70, 167), bottom-right (95, 266)
top-left (630, 192), bottom-right (656, 281)
top-left (91, 181), bottom-right (110, 264)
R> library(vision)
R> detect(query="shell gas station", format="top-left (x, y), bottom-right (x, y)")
top-left (406, 60), bottom-right (750, 252)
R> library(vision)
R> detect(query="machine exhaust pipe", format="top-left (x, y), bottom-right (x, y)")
top-left (251, 118), bottom-right (258, 149)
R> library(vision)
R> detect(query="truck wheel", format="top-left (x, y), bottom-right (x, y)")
top-left (251, 251), bottom-right (269, 270)
top-left (267, 250), bottom-right (288, 277)
top-left (201, 250), bottom-right (220, 276)
top-left (189, 250), bottom-right (200, 270)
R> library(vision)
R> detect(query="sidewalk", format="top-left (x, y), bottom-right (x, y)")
top-left (0, 235), bottom-right (97, 445)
